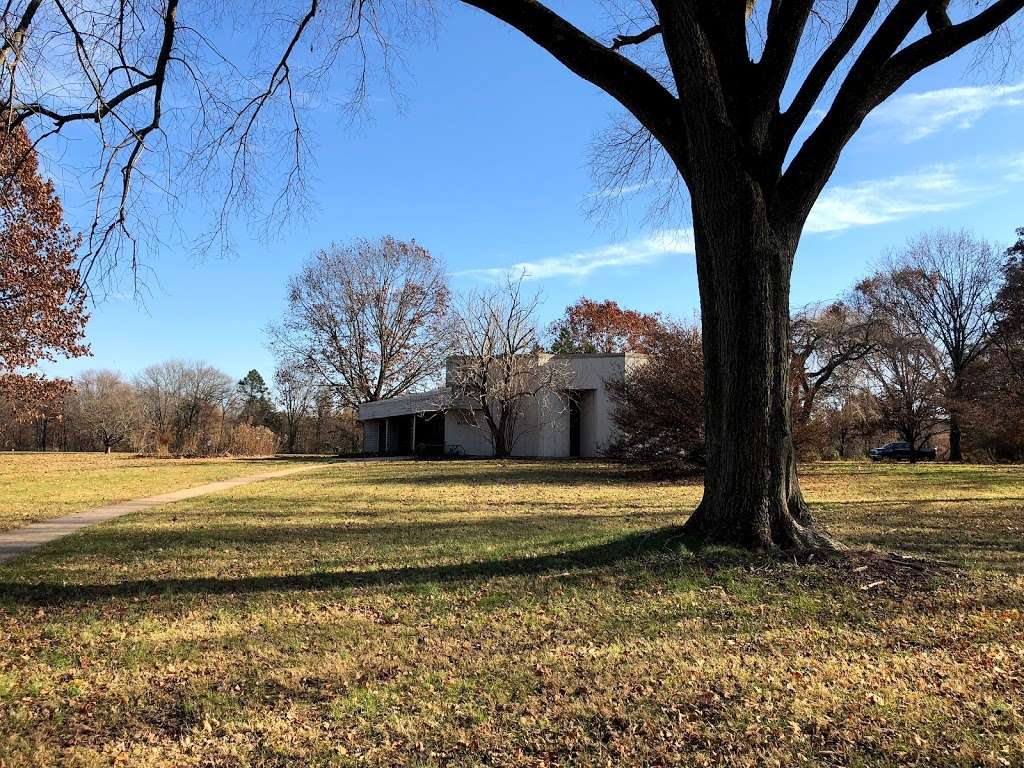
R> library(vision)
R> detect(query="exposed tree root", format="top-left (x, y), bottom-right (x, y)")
top-left (681, 496), bottom-right (845, 558)
top-left (673, 526), bottom-right (940, 593)
top-left (833, 549), bottom-right (943, 591)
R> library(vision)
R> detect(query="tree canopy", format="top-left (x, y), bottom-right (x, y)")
top-left (269, 237), bottom-right (451, 409)
top-left (548, 299), bottom-right (664, 355)
top-left (0, 124), bottom-right (88, 409)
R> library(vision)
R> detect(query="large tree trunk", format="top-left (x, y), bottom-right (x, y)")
top-left (490, 416), bottom-right (510, 458)
top-left (948, 376), bottom-right (964, 461)
top-left (682, 176), bottom-right (840, 554)
top-left (948, 413), bottom-right (962, 461)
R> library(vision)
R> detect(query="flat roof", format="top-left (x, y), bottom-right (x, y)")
top-left (358, 388), bottom-right (447, 421)
top-left (549, 352), bottom-right (649, 359)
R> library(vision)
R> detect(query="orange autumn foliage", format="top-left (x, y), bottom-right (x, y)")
top-left (0, 124), bottom-right (89, 412)
top-left (547, 298), bottom-right (664, 354)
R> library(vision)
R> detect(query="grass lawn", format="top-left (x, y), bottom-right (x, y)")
top-left (0, 452), bottom-right (314, 532)
top-left (0, 459), bottom-right (1022, 766)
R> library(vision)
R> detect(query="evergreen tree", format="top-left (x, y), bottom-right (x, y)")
top-left (237, 369), bottom-right (275, 427)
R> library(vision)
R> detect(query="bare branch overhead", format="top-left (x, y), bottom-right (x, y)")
top-left (610, 24), bottom-right (662, 50)
top-left (459, 0), bottom-right (683, 165)
top-left (1, 0), bottom-right (1022, 285)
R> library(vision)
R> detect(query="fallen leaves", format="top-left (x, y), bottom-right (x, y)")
top-left (1, 460), bottom-right (1023, 766)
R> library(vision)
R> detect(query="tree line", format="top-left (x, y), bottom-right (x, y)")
top-left (5, 220), bottom-right (1023, 461)
top-left (0, 362), bottom-right (360, 456)
top-left (269, 227), bottom-right (1024, 462)
top-left (602, 228), bottom-right (1024, 463)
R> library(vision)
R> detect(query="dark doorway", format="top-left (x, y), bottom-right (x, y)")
top-left (395, 415), bottom-right (414, 454)
top-left (568, 393), bottom-right (582, 457)
top-left (414, 412), bottom-right (445, 456)
top-left (378, 421), bottom-right (387, 453)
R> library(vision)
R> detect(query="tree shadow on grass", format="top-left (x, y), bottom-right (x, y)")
top-left (820, 501), bottom-right (1024, 573)
top-left (0, 525), bottom-right (745, 607)
top-left (26, 509), bottom-right (683, 556)
top-left (348, 460), bottom-right (704, 488)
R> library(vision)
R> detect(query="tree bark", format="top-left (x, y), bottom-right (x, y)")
top-left (681, 173), bottom-right (840, 554)
top-left (948, 376), bottom-right (964, 461)
top-left (948, 413), bottom-right (962, 461)
top-left (490, 418), bottom-right (510, 458)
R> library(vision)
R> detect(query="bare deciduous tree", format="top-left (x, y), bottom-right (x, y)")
top-left (861, 230), bottom-right (1001, 460)
top-left (862, 318), bottom-right (946, 454)
top-left (75, 369), bottom-right (139, 452)
top-left (0, 0), bottom-right (435, 277)
top-left (269, 237), bottom-right (450, 410)
top-left (448, 276), bottom-right (573, 458)
top-left (821, 387), bottom-right (884, 459)
top-left (274, 361), bottom-right (316, 454)
top-left (134, 360), bottom-right (233, 455)
top-left (790, 300), bottom-right (880, 429)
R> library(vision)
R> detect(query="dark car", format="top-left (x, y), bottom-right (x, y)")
top-left (868, 441), bottom-right (937, 462)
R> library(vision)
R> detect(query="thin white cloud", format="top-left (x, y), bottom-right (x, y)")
top-left (584, 177), bottom-right (666, 200)
top-left (466, 150), bottom-right (1022, 280)
top-left (994, 151), bottom-right (1024, 183)
top-left (806, 166), bottom-right (986, 234)
top-left (870, 82), bottom-right (1024, 142)
top-left (459, 228), bottom-right (695, 282)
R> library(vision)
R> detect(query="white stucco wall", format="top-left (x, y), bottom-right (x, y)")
top-left (534, 354), bottom-right (634, 457)
top-left (535, 388), bottom-right (567, 458)
top-left (518, 354), bottom-right (638, 458)
top-left (444, 411), bottom-right (494, 456)
top-left (444, 403), bottom-right (543, 457)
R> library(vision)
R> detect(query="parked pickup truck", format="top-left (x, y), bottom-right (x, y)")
top-left (868, 441), bottom-right (937, 462)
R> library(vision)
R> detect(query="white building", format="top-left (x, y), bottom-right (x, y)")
top-left (357, 353), bottom-right (646, 458)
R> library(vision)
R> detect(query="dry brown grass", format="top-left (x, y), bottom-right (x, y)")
top-left (0, 459), bottom-right (1021, 767)
top-left (0, 452), bottom-right (310, 532)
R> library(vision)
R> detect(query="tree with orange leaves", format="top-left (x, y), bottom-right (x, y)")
top-left (547, 298), bottom-right (663, 355)
top-left (0, 125), bottom-right (89, 416)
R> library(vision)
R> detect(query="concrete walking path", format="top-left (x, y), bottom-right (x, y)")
top-left (0, 463), bottom-right (320, 565)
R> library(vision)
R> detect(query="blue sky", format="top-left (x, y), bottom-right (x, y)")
top-left (42, 4), bottom-right (1024, 385)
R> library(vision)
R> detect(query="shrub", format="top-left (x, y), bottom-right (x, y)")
top-left (604, 322), bottom-right (705, 462)
top-left (228, 424), bottom-right (278, 456)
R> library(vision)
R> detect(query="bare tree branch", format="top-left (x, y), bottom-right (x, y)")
top-left (459, 0), bottom-right (685, 167)
top-left (448, 274), bottom-right (573, 458)
top-left (610, 23), bottom-right (661, 50)
top-left (779, 0), bottom-right (1024, 239)
top-left (776, 0), bottom-right (880, 154)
